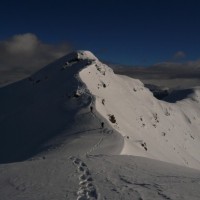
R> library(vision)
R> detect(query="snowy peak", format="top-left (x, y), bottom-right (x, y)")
top-left (78, 53), bottom-right (200, 169)
top-left (26, 50), bottom-right (200, 169)
top-left (1, 51), bottom-right (200, 200)
top-left (76, 50), bottom-right (98, 61)
top-left (63, 50), bottom-right (98, 66)
top-left (1, 50), bottom-right (200, 170)
top-left (0, 50), bottom-right (102, 163)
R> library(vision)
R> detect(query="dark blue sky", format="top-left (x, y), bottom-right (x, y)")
top-left (1, 0), bottom-right (200, 65)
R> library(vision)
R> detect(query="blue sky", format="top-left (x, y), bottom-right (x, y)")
top-left (1, 0), bottom-right (200, 65)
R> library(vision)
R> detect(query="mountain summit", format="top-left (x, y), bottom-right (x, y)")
top-left (0, 50), bottom-right (123, 163)
top-left (1, 50), bottom-right (200, 169)
top-left (1, 51), bottom-right (200, 200)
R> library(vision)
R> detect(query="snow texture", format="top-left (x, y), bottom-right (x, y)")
top-left (0, 50), bottom-right (200, 200)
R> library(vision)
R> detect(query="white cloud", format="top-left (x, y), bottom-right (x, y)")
top-left (4, 33), bottom-right (38, 54)
top-left (0, 33), bottom-right (73, 86)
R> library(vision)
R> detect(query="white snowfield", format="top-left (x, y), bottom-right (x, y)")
top-left (79, 51), bottom-right (200, 169)
top-left (0, 50), bottom-right (200, 200)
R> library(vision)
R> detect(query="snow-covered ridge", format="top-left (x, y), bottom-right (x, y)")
top-left (0, 50), bottom-right (101, 163)
top-left (1, 51), bottom-right (200, 200)
top-left (77, 51), bottom-right (200, 170)
top-left (0, 50), bottom-right (200, 170)
top-left (0, 50), bottom-right (123, 164)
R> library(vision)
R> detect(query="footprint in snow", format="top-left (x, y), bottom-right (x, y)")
top-left (69, 156), bottom-right (98, 200)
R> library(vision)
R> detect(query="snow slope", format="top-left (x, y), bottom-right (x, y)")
top-left (1, 50), bottom-right (200, 200)
top-left (1, 50), bottom-right (200, 167)
top-left (1, 155), bottom-right (200, 200)
top-left (0, 51), bottom-right (123, 163)
top-left (79, 52), bottom-right (200, 169)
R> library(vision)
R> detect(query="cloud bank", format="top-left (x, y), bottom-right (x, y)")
top-left (0, 33), bottom-right (73, 86)
top-left (111, 58), bottom-right (200, 89)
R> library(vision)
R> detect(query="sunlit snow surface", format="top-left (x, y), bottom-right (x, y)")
top-left (0, 51), bottom-right (200, 200)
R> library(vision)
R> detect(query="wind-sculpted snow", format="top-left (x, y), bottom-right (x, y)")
top-left (0, 50), bottom-right (200, 199)
top-left (0, 51), bottom-right (101, 163)
top-left (1, 155), bottom-right (200, 200)
top-left (1, 49), bottom-right (200, 168)
top-left (85, 155), bottom-right (200, 200)
top-left (79, 55), bottom-right (200, 169)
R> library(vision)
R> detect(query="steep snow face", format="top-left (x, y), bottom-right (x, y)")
top-left (1, 51), bottom-right (200, 200)
top-left (0, 50), bottom-right (104, 163)
top-left (79, 53), bottom-right (200, 169)
top-left (1, 50), bottom-right (200, 169)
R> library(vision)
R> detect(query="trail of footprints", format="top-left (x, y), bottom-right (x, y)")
top-left (86, 131), bottom-right (105, 155)
top-left (69, 129), bottom-right (112, 199)
top-left (86, 137), bottom-right (103, 155)
top-left (69, 156), bottom-right (98, 200)
top-left (86, 128), bottom-right (113, 155)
